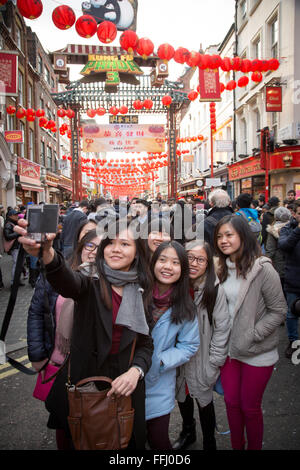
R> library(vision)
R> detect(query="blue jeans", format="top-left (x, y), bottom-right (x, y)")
top-left (286, 292), bottom-right (299, 341)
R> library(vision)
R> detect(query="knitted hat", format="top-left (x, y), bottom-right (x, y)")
top-left (274, 206), bottom-right (291, 222)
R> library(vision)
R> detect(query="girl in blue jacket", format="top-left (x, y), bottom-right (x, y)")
top-left (145, 240), bottom-right (200, 450)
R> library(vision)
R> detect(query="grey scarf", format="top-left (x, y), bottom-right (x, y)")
top-left (102, 260), bottom-right (149, 336)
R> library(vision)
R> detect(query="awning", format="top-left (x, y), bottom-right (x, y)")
top-left (21, 183), bottom-right (44, 193)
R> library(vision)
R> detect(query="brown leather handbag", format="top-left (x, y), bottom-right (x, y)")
top-left (67, 339), bottom-right (136, 450)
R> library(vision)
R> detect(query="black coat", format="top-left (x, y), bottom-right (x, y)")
top-left (278, 218), bottom-right (300, 295)
top-left (27, 275), bottom-right (58, 363)
top-left (44, 251), bottom-right (153, 449)
top-left (3, 218), bottom-right (19, 252)
top-left (61, 209), bottom-right (87, 247)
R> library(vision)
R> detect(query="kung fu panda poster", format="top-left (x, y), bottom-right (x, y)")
top-left (82, 1), bottom-right (138, 31)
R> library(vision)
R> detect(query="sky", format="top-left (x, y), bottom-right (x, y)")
top-left (24, 0), bottom-right (236, 81)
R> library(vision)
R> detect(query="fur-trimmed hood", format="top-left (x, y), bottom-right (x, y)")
top-left (266, 221), bottom-right (289, 239)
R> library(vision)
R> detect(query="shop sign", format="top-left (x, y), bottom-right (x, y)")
top-left (18, 157), bottom-right (41, 185)
top-left (215, 140), bottom-right (233, 152)
top-left (266, 86), bottom-right (282, 112)
top-left (5, 130), bottom-right (23, 143)
top-left (228, 157), bottom-right (263, 181)
top-left (183, 154), bottom-right (194, 162)
top-left (206, 177), bottom-right (221, 188)
top-left (0, 51), bottom-right (18, 96)
top-left (198, 69), bottom-right (221, 102)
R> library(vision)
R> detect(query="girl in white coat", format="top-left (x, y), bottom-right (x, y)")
top-left (145, 241), bottom-right (200, 450)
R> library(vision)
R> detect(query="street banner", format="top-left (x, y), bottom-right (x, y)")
top-left (198, 68), bottom-right (221, 102)
top-left (82, 123), bottom-right (165, 153)
top-left (0, 51), bottom-right (18, 96)
top-left (266, 86), bottom-right (282, 112)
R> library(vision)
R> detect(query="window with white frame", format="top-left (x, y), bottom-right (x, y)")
top-left (270, 16), bottom-right (279, 58)
top-left (18, 70), bottom-right (24, 106)
top-left (241, 119), bottom-right (247, 154)
top-left (240, 0), bottom-right (247, 20)
top-left (41, 141), bottom-right (46, 167)
top-left (29, 129), bottom-right (34, 161)
top-left (28, 83), bottom-right (33, 109)
top-left (38, 54), bottom-right (43, 75)
top-left (16, 24), bottom-right (22, 50)
top-left (272, 112), bottom-right (278, 142)
top-left (47, 146), bottom-right (52, 170)
top-left (19, 121), bottom-right (25, 158)
top-left (254, 109), bottom-right (261, 147)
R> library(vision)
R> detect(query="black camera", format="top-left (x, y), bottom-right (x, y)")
top-left (26, 204), bottom-right (59, 242)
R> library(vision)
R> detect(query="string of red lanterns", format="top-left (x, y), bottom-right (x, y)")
top-left (14, 1), bottom-right (281, 73)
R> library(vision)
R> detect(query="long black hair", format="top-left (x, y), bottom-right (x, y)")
top-left (95, 217), bottom-right (153, 320)
top-left (69, 229), bottom-right (99, 271)
top-left (150, 240), bottom-right (196, 324)
top-left (185, 240), bottom-right (217, 325)
top-left (213, 214), bottom-right (261, 282)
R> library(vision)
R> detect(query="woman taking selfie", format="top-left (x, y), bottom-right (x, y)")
top-left (174, 240), bottom-right (230, 450)
top-left (17, 217), bottom-right (153, 450)
top-left (214, 214), bottom-right (286, 450)
top-left (145, 240), bottom-right (200, 450)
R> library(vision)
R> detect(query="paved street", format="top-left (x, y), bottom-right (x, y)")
top-left (0, 253), bottom-right (299, 451)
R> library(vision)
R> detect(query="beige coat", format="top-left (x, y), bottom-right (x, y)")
top-left (227, 256), bottom-right (286, 359)
top-left (176, 281), bottom-right (230, 407)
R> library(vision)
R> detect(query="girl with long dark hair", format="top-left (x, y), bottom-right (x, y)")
top-left (173, 240), bottom-right (230, 450)
top-left (17, 217), bottom-right (154, 450)
top-left (214, 214), bottom-right (286, 450)
top-left (145, 240), bottom-right (200, 450)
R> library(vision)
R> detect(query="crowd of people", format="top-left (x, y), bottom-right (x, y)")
top-left (1, 186), bottom-right (300, 451)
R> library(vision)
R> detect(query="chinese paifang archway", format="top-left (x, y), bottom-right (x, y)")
top-left (52, 67), bottom-right (189, 200)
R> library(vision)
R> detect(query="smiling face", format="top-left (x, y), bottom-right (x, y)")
top-left (216, 222), bottom-right (242, 261)
top-left (148, 230), bottom-right (171, 254)
top-left (103, 228), bottom-right (136, 271)
top-left (154, 246), bottom-right (181, 291)
top-left (187, 246), bottom-right (208, 280)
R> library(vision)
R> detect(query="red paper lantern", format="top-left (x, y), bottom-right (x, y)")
top-left (39, 117), bottom-right (47, 127)
top-left (97, 21), bottom-right (117, 44)
top-left (109, 106), bottom-right (119, 115)
top-left (36, 109), bottom-right (45, 117)
top-left (75, 15), bottom-right (97, 38)
top-left (119, 106), bottom-right (128, 115)
top-left (143, 99), bottom-right (153, 110)
top-left (162, 95), bottom-right (172, 106)
top-left (133, 100), bottom-right (143, 110)
top-left (62, 155), bottom-right (67, 160)
top-left (226, 80), bottom-right (237, 91)
top-left (120, 30), bottom-right (139, 53)
top-left (188, 90), bottom-right (198, 101)
top-left (26, 114), bottom-right (35, 122)
top-left (52, 5), bottom-right (75, 30)
top-left (87, 109), bottom-right (97, 118)
top-left (238, 76), bottom-right (249, 87)
top-left (209, 102), bottom-right (216, 109)
top-left (220, 82), bottom-right (225, 93)
top-left (231, 57), bottom-right (242, 71)
top-left (6, 105), bottom-right (16, 115)
top-left (96, 107), bottom-right (106, 116)
top-left (250, 59), bottom-right (262, 72)
top-left (157, 43), bottom-right (175, 62)
top-left (66, 109), bottom-right (75, 119)
top-left (186, 51), bottom-right (201, 68)
top-left (268, 58), bottom-right (280, 71)
top-left (17, 0), bottom-right (43, 20)
top-left (241, 59), bottom-right (252, 74)
top-left (57, 108), bottom-right (65, 118)
top-left (209, 55), bottom-right (222, 70)
top-left (136, 38), bottom-right (154, 59)
top-left (174, 47), bottom-right (190, 64)
top-left (47, 119), bottom-right (56, 129)
top-left (251, 71), bottom-right (263, 83)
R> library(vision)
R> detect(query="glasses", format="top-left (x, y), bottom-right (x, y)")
top-left (187, 254), bottom-right (208, 266)
top-left (83, 242), bottom-right (99, 252)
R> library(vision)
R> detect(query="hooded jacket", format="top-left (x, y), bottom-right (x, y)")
top-left (265, 221), bottom-right (289, 278)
